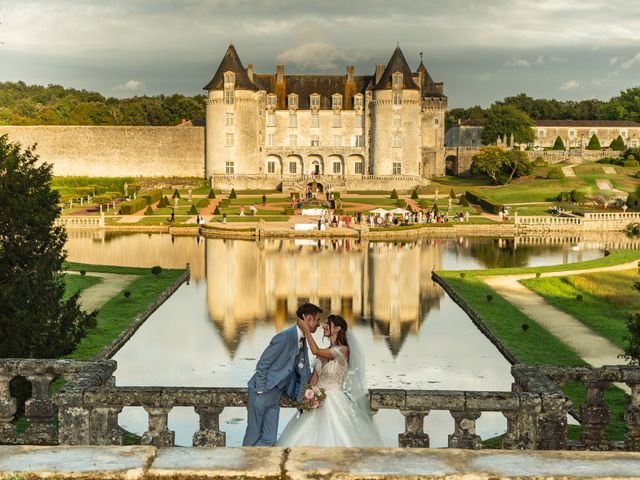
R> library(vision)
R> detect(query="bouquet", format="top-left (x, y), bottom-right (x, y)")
top-left (299, 384), bottom-right (327, 411)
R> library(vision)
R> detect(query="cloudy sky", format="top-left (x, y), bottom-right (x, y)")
top-left (2, 0), bottom-right (639, 107)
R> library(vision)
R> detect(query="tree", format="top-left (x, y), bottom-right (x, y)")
top-left (609, 135), bottom-right (626, 151)
top-left (586, 134), bottom-right (601, 150)
top-left (552, 136), bottom-right (566, 150)
top-left (0, 135), bottom-right (93, 357)
top-left (470, 145), bottom-right (533, 185)
top-left (480, 105), bottom-right (535, 146)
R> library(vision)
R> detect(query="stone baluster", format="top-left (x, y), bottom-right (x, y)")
top-left (624, 382), bottom-right (640, 451)
top-left (448, 411), bottom-right (481, 449)
top-left (192, 406), bottom-right (225, 447)
top-left (141, 407), bottom-right (174, 447)
top-left (24, 374), bottom-right (55, 444)
top-left (0, 374), bottom-right (16, 441)
top-left (398, 409), bottom-right (430, 448)
top-left (502, 395), bottom-right (541, 450)
top-left (90, 406), bottom-right (124, 445)
top-left (537, 393), bottom-right (569, 450)
top-left (580, 381), bottom-right (610, 450)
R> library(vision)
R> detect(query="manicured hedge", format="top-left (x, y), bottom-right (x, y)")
top-left (218, 199), bottom-right (231, 208)
top-left (139, 189), bottom-right (163, 205)
top-left (397, 199), bottom-right (407, 208)
top-left (196, 198), bottom-right (210, 208)
top-left (465, 190), bottom-right (504, 215)
top-left (120, 198), bottom-right (147, 215)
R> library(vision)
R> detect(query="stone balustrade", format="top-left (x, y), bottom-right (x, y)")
top-left (2, 359), bottom-right (639, 451)
top-left (56, 215), bottom-right (105, 229)
top-left (515, 215), bottom-right (583, 227)
top-left (583, 212), bottom-right (640, 222)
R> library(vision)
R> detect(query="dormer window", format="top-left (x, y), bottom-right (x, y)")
top-left (310, 94), bottom-right (321, 109)
top-left (392, 90), bottom-right (402, 106)
top-left (288, 94), bottom-right (298, 109)
top-left (392, 72), bottom-right (403, 87)
top-left (267, 94), bottom-right (277, 108)
top-left (353, 94), bottom-right (363, 109)
top-left (332, 94), bottom-right (343, 109)
top-left (224, 72), bottom-right (235, 87)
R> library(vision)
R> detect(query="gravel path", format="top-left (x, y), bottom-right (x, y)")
top-left (67, 271), bottom-right (139, 312)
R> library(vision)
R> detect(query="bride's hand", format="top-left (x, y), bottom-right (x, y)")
top-left (297, 319), bottom-right (309, 334)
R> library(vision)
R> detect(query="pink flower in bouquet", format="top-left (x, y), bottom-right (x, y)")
top-left (312, 399), bottom-right (319, 409)
top-left (312, 385), bottom-right (320, 394)
top-left (304, 389), bottom-right (315, 400)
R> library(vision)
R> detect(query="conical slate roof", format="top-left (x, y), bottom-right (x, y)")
top-left (203, 44), bottom-right (260, 91)
top-left (374, 46), bottom-right (419, 90)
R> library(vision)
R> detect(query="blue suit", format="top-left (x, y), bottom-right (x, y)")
top-left (243, 326), bottom-right (311, 446)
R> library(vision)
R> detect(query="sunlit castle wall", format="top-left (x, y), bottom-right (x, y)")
top-left (0, 126), bottom-right (204, 177)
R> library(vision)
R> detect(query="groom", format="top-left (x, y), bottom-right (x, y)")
top-left (242, 302), bottom-right (322, 446)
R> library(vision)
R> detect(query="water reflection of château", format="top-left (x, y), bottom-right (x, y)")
top-left (205, 239), bottom-right (444, 358)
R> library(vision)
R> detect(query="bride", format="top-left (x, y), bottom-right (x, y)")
top-left (276, 314), bottom-right (383, 447)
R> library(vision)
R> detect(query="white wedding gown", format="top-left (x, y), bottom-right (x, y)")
top-left (276, 346), bottom-right (383, 447)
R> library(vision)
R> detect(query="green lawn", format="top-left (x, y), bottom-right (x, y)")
top-left (133, 216), bottom-right (192, 225)
top-left (228, 197), bottom-right (287, 205)
top-left (342, 197), bottom-right (400, 206)
top-left (219, 207), bottom-right (285, 215)
top-left (63, 263), bottom-right (184, 360)
top-left (63, 274), bottom-right (101, 300)
top-left (209, 215), bottom-right (289, 222)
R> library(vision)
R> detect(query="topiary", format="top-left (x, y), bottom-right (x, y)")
top-left (586, 133), bottom-right (601, 151)
top-left (536, 272), bottom-right (541, 278)
top-left (123, 291), bottom-right (131, 298)
top-left (576, 294), bottom-right (583, 301)
top-left (627, 192), bottom-right (640, 209)
top-left (172, 189), bottom-right (181, 199)
top-left (552, 136), bottom-right (565, 150)
top-left (151, 266), bottom-right (162, 275)
top-left (397, 199), bottom-right (407, 208)
top-left (571, 190), bottom-right (587, 203)
top-left (410, 189), bottom-right (419, 200)
top-left (624, 159), bottom-right (640, 168)
top-left (459, 272), bottom-right (466, 279)
top-left (213, 206), bottom-right (220, 215)
top-left (188, 204), bottom-right (198, 215)
top-left (196, 198), bottom-right (209, 208)
top-left (229, 188), bottom-right (237, 199)
top-left (459, 196), bottom-right (469, 207)
top-left (157, 197), bottom-right (166, 208)
top-left (557, 191), bottom-right (572, 202)
top-left (486, 294), bottom-right (493, 302)
top-left (80, 270), bottom-right (86, 276)
top-left (628, 155), bottom-right (636, 162)
top-left (521, 324), bottom-right (530, 332)
top-left (208, 188), bottom-right (216, 199)
top-left (144, 205), bottom-right (154, 215)
top-left (635, 171), bottom-right (640, 179)
top-left (547, 167), bottom-right (565, 179)
top-left (609, 135), bottom-right (626, 151)
top-left (450, 188), bottom-right (456, 199)
top-left (534, 156), bottom-right (547, 166)
top-left (390, 189), bottom-right (398, 200)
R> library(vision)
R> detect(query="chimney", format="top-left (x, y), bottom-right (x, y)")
top-left (346, 65), bottom-right (355, 84)
top-left (276, 64), bottom-right (285, 83)
top-left (246, 64), bottom-right (255, 83)
top-left (375, 64), bottom-right (385, 84)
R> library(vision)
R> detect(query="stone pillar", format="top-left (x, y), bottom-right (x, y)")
top-left (537, 393), bottom-right (569, 450)
top-left (502, 395), bottom-right (541, 450)
top-left (141, 407), bottom-right (174, 447)
top-left (58, 403), bottom-right (92, 445)
top-left (398, 409), bottom-right (430, 447)
top-left (90, 406), bottom-right (124, 445)
top-left (448, 411), bottom-right (482, 449)
top-left (24, 374), bottom-right (55, 444)
top-left (192, 406), bottom-right (225, 447)
top-left (0, 374), bottom-right (16, 440)
top-left (624, 382), bottom-right (640, 451)
top-left (580, 381), bottom-right (610, 450)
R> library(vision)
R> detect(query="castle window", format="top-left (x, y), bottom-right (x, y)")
top-left (392, 114), bottom-right (401, 128)
top-left (311, 135), bottom-right (319, 147)
top-left (311, 113), bottom-right (319, 128)
top-left (392, 90), bottom-right (402, 106)
top-left (266, 112), bottom-right (276, 127)
top-left (225, 133), bottom-right (234, 146)
top-left (392, 72), bottom-right (403, 87)
top-left (267, 95), bottom-right (277, 108)
top-left (332, 162), bottom-right (342, 174)
top-left (434, 118), bottom-right (439, 125)
top-left (288, 94), bottom-right (298, 109)
top-left (353, 95), bottom-right (363, 109)
top-left (225, 161), bottom-right (235, 174)
top-left (224, 72), bottom-right (235, 86)
top-left (538, 129), bottom-right (545, 137)
top-left (289, 135), bottom-right (297, 147)
top-left (356, 114), bottom-right (364, 127)
top-left (310, 94), bottom-right (321, 109)
top-left (289, 161), bottom-right (297, 174)
top-left (392, 134), bottom-right (402, 148)
top-left (333, 135), bottom-right (341, 147)
top-left (355, 135), bottom-right (364, 147)
top-left (267, 134), bottom-right (275, 146)
top-left (569, 130), bottom-right (576, 138)
top-left (332, 94), bottom-right (342, 109)
top-left (225, 113), bottom-right (234, 126)
top-left (354, 161), bottom-right (364, 174)
top-left (631, 139), bottom-right (639, 147)
top-left (621, 130), bottom-right (628, 138)
top-left (224, 90), bottom-right (234, 105)
top-left (392, 162), bottom-right (402, 175)
top-left (289, 113), bottom-right (297, 128)
top-left (267, 161), bottom-right (276, 173)
top-left (333, 114), bottom-right (341, 128)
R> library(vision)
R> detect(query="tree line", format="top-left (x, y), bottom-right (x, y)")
top-left (0, 81), bottom-right (205, 126)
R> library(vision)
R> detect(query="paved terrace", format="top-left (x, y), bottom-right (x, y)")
top-left (3, 445), bottom-right (640, 479)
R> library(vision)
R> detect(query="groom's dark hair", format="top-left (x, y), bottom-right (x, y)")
top-left (296, 302), bottom-right (322, 319)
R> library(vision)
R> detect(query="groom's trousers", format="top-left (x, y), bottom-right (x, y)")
top-left (242, 387), bottom-right (282, 446)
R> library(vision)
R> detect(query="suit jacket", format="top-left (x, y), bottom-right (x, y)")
top-left (248, 326), bottom-right (311, 401)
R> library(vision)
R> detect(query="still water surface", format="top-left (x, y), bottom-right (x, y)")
top-left (66, 232), bottom-right (625, 447)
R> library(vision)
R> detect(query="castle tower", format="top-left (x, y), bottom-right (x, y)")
top-left (203, 45), bottom-right (262, 179)
top-left (416, 58), bottom-right (447, 177)
top-left (370, 47), bottom-right (422, 176)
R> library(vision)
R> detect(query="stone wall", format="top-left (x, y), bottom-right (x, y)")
top-left (0, 126), bottom-right (205, 178)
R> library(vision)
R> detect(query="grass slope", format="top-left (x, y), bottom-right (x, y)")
top-left (63, 274), bottom-right (101, 300)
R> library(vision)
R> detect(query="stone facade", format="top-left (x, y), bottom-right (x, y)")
top-left (205, 45), bottom-right (447, 192)
top-left (0, 126), bottom-right (204, 177)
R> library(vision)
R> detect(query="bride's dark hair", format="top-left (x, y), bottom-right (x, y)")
top-left (327, 314), bottom-right (348, 347)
